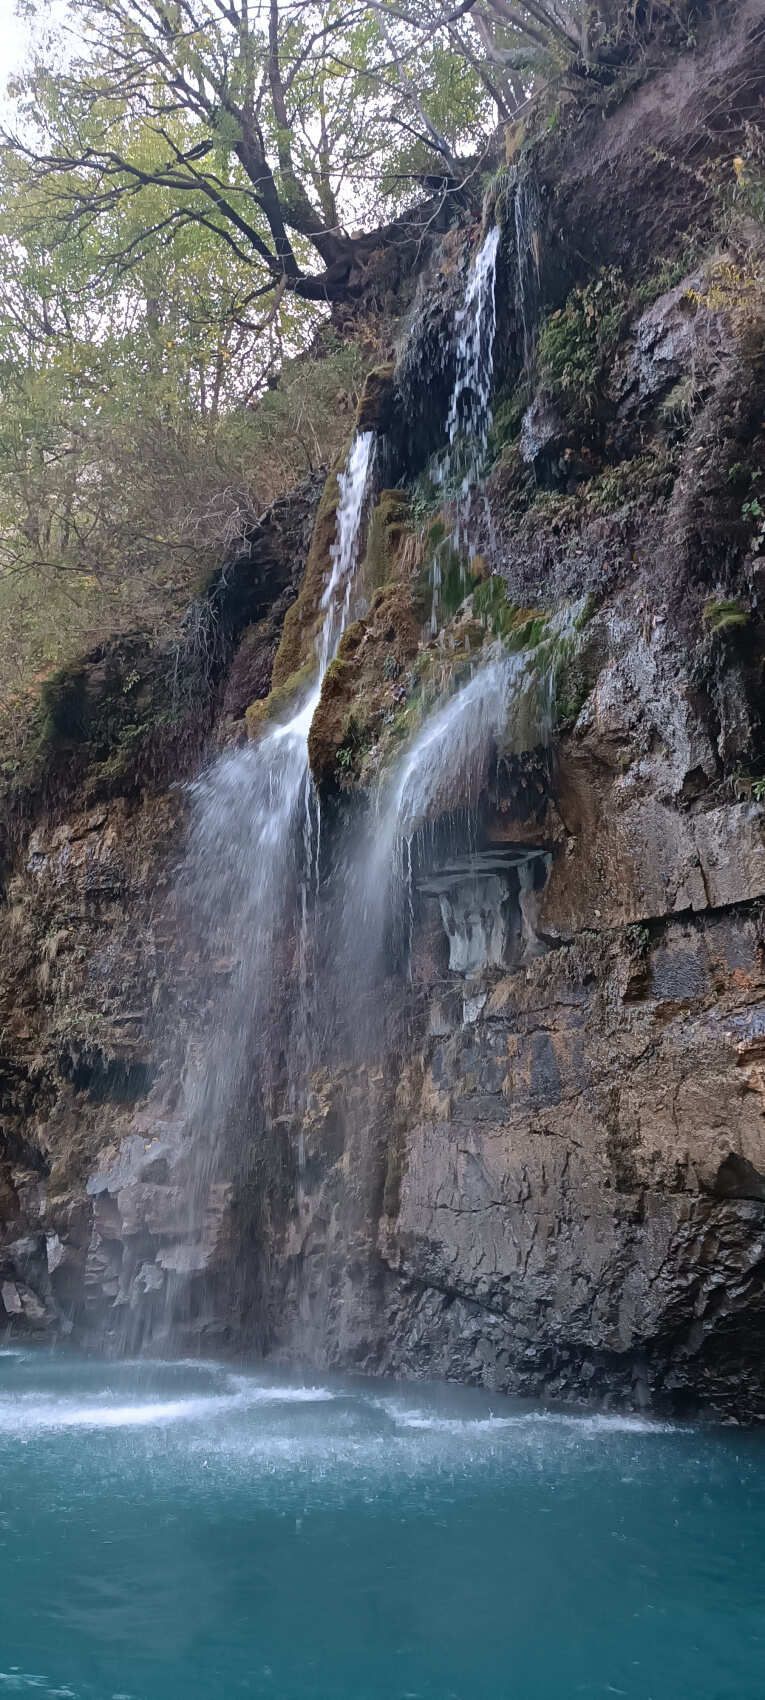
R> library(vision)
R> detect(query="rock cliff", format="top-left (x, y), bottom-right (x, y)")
top-left (2, 0), bottom-right (765, 1417)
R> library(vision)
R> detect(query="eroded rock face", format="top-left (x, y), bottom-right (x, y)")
top-left (272, 883), bottom-right (765, 1418)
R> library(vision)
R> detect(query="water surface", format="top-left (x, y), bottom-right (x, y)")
top-left (0, 1352), bottom-right (762, 1698)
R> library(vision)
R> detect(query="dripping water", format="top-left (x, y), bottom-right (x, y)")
top-left (513, 172), bottom-right (542, 371)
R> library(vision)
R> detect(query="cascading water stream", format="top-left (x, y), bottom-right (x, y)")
top-left (168, 429), bottom-right (375, 1275)
top-left (513, 172), bottom-right (542, 371)
top-left (431, 224), bottom-right (500, 629)
top-left (444, 224), bottom-right (501, 498)
top-left (338, 639), bottom-right (554, 1005)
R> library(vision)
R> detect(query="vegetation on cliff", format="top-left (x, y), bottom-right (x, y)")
top-left (0, 0), bottom-right (762, 809)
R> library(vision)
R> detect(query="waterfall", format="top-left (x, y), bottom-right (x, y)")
top-left (339, 639), bottom-right (552, 1002)
top-left (319, 431), bottom-right (376, 673)
top-left (444, 225), bottom-right (501, 500)
top-left (432, 224), bottom-right (500, 627)
top-left (163, 430), bottom-right (375, 1282)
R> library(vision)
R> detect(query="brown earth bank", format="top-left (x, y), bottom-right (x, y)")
top-left (2, 1), bottom-right (765, 1418)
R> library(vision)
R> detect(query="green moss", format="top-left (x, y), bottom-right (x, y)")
top-left (573, 593), bottom-right (598, 631)
top-left (245, 659), bottom-right (316, 739)
top-left (702, 597), bottom-right (751, 634)
top-left (483, 162), bottom-right (514, 228)
top-left (473, 576), bottom-right (549, 650)
top-left (488, 386), bottom-right (528, 461)
top-left (632, 247), bottom-right (700, 311)
top-left (362, 491), bottom-right (411, 592)
top-left (271, 468), bottom-right (342, 687)
top-left (551, 636), bottom-right (593, 727)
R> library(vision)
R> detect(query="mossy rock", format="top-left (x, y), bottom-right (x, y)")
top-left (473, 576), bottom-right (549, 649)
top-left (488, 387), bottom-right (528, 461)
top-left (307, 651), bottom-right (364, 787)
top-left (245, 660), bottom-right (316, 740)
top-left (271, 470), bottom-right (342, 687)
top-left (702, 597), bottom-right (751, 635)
top-left (362, 490), bottom-right (412, 592)
top-left (307, 585), bottom-right (421, 790)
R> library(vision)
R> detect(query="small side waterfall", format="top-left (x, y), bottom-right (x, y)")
top-left (444, 224), bottom-right (501, 501)
top-left (341, 641), bottom-right (552, 1000)
top-left (432, 224), bottom-right (500, 626)
top-left (513, 173), bottom-right (542, 370)
top-left (319, 431), bottom-right (376, 672)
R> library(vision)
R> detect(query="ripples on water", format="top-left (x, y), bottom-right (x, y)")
top-left (0, 1352), bottom-right (763, 1699)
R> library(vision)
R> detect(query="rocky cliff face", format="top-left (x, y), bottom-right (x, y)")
top-left (2, 2), bottom-right (765, 1417)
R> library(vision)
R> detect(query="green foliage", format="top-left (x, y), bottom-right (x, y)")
top-left (702, 597), bottom-right (751, 634)
top-left (0, 138), bottom-right (361, 748)
top-left (742, 485), bottom-right (765, 554)
top-left (409, 474), bottom-right (444, 528)
top-left (632, 248), bottom-right (699, 310)
top-left (488, 387), bottom-right (529, 461)
top-left (733, 126), bottom-right (765, 225)
top-left (586, 452), bottom-right (676, 513)
top-left (335, 710), bottom-right (371, 785)
top-left (537, 268), bottom-right (628, 421)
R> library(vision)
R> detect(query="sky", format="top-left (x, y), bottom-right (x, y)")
top-left (0, 0), bottom-right (29, 86)
top-left (0, 0), bottom-right (72, 111)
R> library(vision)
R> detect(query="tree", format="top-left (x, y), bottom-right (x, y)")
top-left (2, 0), bottom-right (496, 309)
top-left (0, 146), bottom-right (364, 725)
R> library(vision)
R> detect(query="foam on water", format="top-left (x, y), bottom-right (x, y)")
top-left (0, 1377), bottom-right (337, 1434)
top-left (371, 1398), bottom-right (675, 1438)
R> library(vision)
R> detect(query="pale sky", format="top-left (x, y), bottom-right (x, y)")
top-left (0, 0), bottom-right (29, 85)
top-left (0, 0), bottom-right (72, 113)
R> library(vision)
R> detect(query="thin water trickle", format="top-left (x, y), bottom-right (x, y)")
top-left (319, 430), bottom-right (376, 672)
top-left (432, 224), bottom-right (500, 628)
top-left (513, 172), bottom-right (542, 370)
top-left (444, 225), bottom-right (501, 489)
